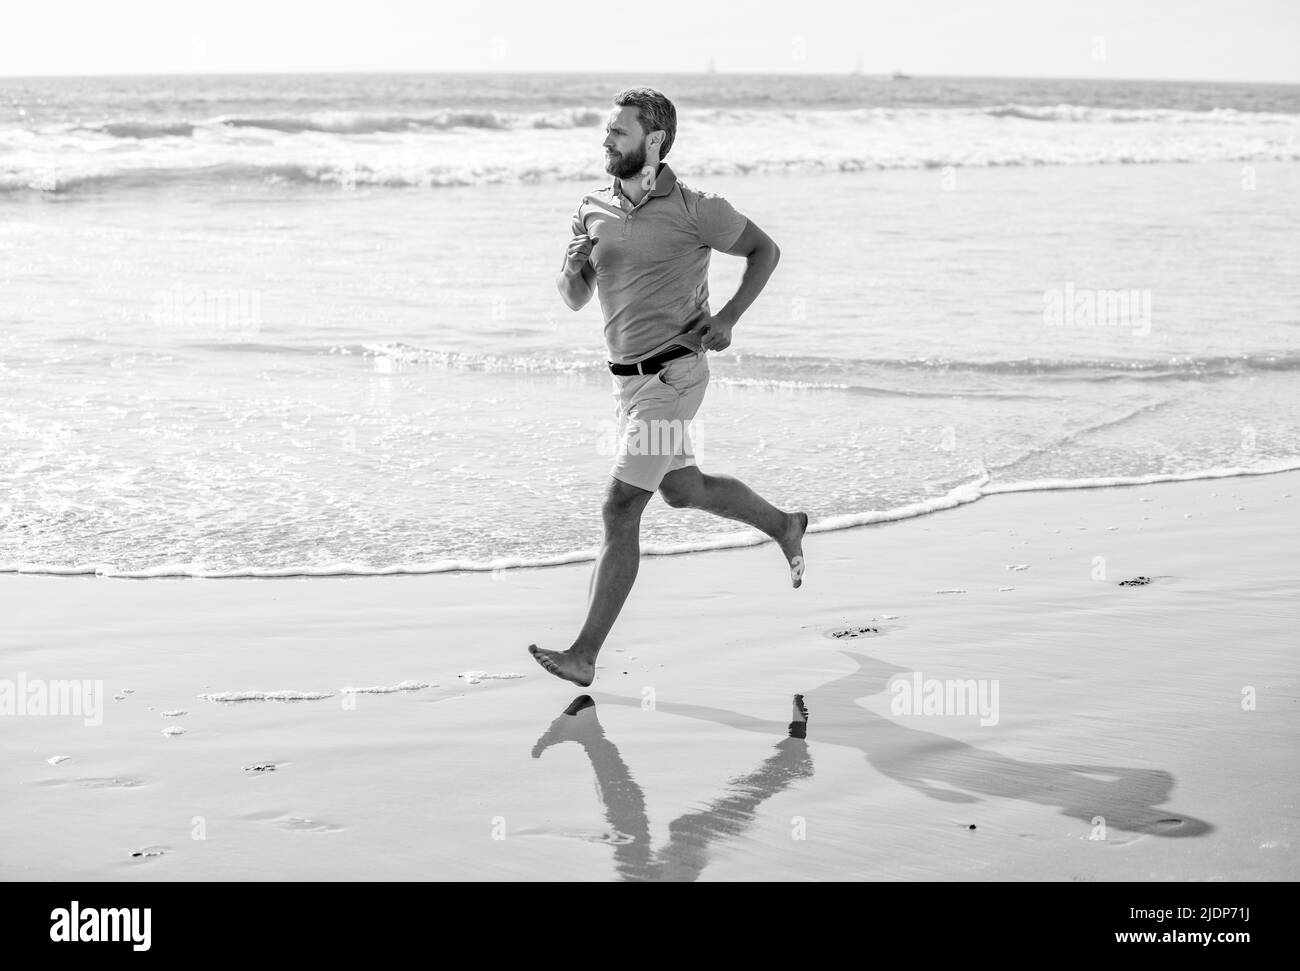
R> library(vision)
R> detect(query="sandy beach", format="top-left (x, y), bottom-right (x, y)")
top-left (2, 470), bottom-right (1296, 882)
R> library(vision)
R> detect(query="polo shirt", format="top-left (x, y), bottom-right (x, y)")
top-left (570, 163), bottom-right (748, 364)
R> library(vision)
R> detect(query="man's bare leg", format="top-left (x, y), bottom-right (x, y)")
top-left (529, 477), bottom-right (654, 686)
top-left (659, 466), bottom-right (808, 587)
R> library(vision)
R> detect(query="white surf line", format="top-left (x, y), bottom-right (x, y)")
top-left (5, 459), bottom-right (1297, 580)
top-left (981, 461), bottom-right (1300, 496)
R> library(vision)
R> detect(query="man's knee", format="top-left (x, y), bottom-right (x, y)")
top-left (603, 479), bottom-right (652, 520)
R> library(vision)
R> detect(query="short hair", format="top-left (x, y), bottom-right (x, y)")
top-left (612, 87), bottom-right (677, 159)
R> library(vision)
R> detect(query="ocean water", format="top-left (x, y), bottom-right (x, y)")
top-left (2, 73), bottom-right (1298, 577)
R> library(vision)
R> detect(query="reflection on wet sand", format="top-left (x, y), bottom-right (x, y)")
top-left (531, 694), bottom-right (812, 881)
top-left (596, 651), bottom-right (1212, 840)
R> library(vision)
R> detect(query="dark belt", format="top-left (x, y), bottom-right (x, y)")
top-left (608, 344), bottom-right (694, 376)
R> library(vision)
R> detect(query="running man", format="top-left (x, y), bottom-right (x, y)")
top-left (528, 87), bottom-right (807, 687)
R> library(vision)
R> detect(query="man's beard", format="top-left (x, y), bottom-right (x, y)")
top-left (605, 139), bottom-right (648, 179)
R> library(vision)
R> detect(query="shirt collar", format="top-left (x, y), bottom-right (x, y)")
top-left (611, 162), bottom-right (677, 202)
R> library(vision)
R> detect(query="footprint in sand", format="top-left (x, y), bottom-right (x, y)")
top-left (242, 763), bottom-right (281, 773)
top-left (242, 809), bottom-right (344, 834)
top-left (1117, 576), bottom-right (1174, 586)
top-left (279, 817), bottom-right (344, 834)
top-left (87, 777), bottom-right (147, 789)
top-left (39, 776), bottom-right (147, 789)
top-left (827, 626), bottom-right (879, 639)
top-left (825, 624), bottom-right (898, 640)
top-left (129, 845), bottom-right (168, 859)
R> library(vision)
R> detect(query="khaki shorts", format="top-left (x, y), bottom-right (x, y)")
top-left (609, 350), bottom-right (709, 492)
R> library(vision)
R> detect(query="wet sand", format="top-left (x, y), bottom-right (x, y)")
top-left (2, 472), bottom-right (1297, 881)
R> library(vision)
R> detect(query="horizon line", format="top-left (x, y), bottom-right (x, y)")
top-left (2, 68), bottom-right (1298, 87)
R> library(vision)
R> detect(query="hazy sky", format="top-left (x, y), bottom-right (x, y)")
top-left (3, 0), bottom-right (1297, 82)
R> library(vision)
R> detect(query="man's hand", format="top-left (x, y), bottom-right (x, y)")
top-left (557, 233), bottom-right (598, 310)
top-left (563, 234), bottom-right (599, 276)
top-left (687, 311), bottom-right (736, 352)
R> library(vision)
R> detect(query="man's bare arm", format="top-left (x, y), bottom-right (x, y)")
top-left (714, 218), bottom-right (780, 326)
top-left (557, 234), bottom-right (598, 311)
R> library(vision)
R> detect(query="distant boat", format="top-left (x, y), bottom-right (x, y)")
top-left (891, 69), bottom-right (912, 81)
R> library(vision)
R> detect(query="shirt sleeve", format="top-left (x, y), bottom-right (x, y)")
top-left (570, 207), bottom-right (585, 237)
top-left (693, 191), bottom-right (748, 251)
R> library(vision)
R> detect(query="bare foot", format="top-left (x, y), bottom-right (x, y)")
top-left (528, 645), bottom-right (596, 687)
top-left (779, 512), bottom-right (808, 588)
